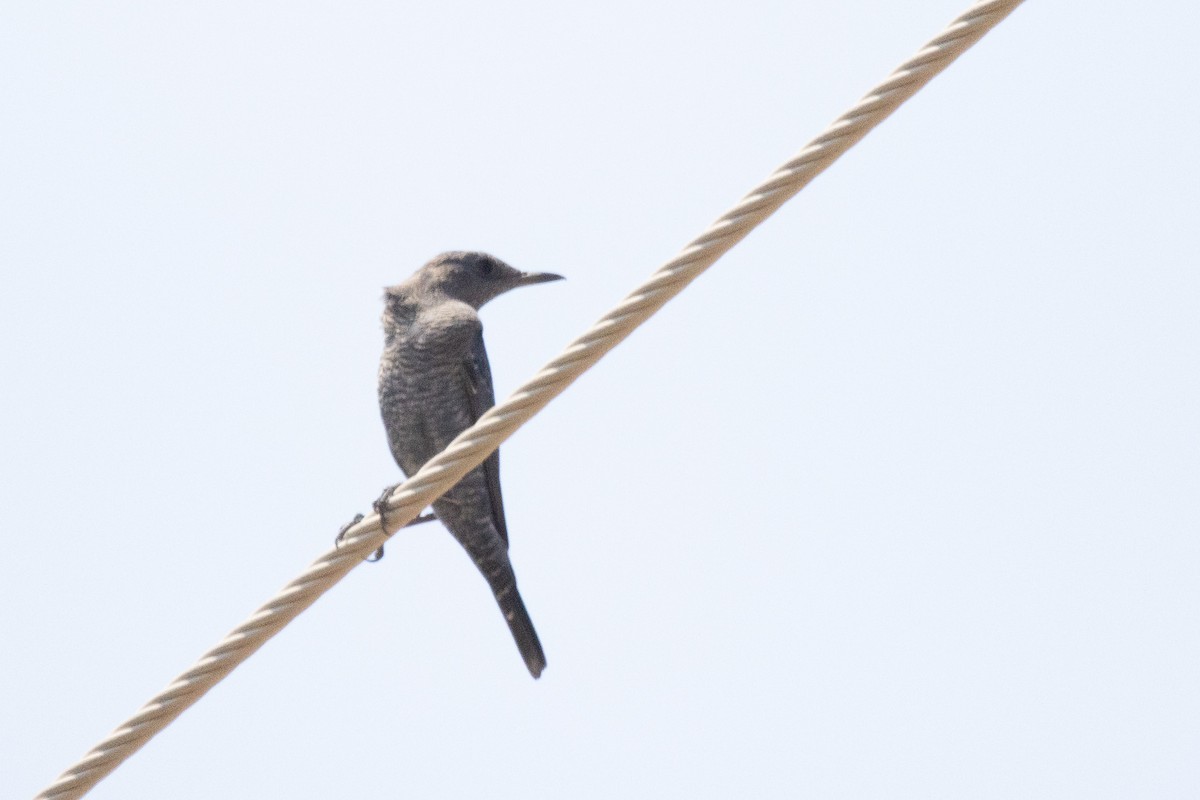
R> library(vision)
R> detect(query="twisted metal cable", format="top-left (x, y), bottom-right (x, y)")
top-left (35, 1), bottom-right (1024, 797)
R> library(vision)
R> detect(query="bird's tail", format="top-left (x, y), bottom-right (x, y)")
top-left (494, 582), bottom-right (547, 679)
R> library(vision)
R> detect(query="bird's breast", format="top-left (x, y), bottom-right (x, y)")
top-left (378, 330), bottom-right (476, 473)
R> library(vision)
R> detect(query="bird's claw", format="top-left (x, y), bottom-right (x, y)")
top-left (333, 509), bottom-right (385, 562)
top-left (374, 485), bottom-right (398, 531)
top-left (333, 513), bottom-right (365, 550)
top-left (340, 487), bottom-right (436, 564)
top-left (368, 485), bottom-right (400, 562)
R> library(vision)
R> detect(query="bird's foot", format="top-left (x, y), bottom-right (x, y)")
top-left (364, 487), bottom-right (440, 562)
top-left (368, 485), bottom-right (401, 562)
top-left (374, 485), bottom-right (398, 531)
top-left (334, 513), bottom-right (365, 550)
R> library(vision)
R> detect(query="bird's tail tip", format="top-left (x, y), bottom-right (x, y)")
top-left (503, 592), bottom-right (547, 680)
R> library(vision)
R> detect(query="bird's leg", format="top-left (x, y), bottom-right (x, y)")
top-left (367, 487), bottom-right (439, 562)
top-left (333, 513), bottom-right (365, 549)
top-left (333, 494), bottom-right (440, 563)
top-left (369, 486), bottom-right (398, 562)
top-left (373, 484), bottom-right (401, 530)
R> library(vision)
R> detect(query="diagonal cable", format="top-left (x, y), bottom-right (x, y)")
top-left (35, 2), bottom-right (1025, 797)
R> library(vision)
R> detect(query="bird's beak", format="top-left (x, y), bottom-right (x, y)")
top-left (517, 271), bottom-right (565, 286)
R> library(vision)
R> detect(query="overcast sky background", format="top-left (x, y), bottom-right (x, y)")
top-left (3, 2), bottom-right (1199, 798)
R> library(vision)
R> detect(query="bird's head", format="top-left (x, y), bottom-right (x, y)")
top-left (401, 251), bottom-right (564, 310)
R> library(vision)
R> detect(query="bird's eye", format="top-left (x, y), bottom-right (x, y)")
top-left (479, 261), bottom-right (495, 277)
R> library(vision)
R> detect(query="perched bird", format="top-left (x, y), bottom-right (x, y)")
top-left (377, 251), bottom-right (563, 678)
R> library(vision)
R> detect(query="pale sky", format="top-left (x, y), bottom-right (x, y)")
top-left (3, 2), bottom-right (1199, 798)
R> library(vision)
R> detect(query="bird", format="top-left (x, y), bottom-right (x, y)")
top-left (376, 251), bottom-right (563, 678)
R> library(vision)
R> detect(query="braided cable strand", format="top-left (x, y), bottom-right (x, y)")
top-left (36, 2), bottom-right (1023, 797)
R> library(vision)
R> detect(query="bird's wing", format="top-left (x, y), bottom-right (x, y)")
top-left (462, 327), bottom-right (509, 545)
